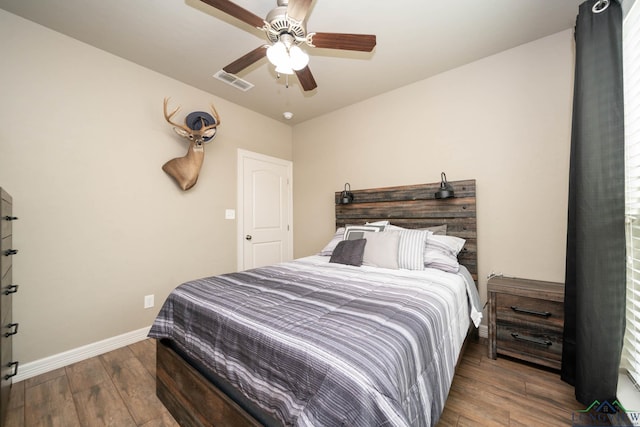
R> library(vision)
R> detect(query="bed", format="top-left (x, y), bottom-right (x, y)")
top-left (149, 179), bottom-right (479, 427)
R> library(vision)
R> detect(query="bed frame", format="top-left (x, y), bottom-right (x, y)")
top-left (156, 179), bottom-right (478, 426)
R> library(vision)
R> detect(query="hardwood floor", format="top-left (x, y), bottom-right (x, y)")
top-left (3, 337), bottom-right (581, 426)
top-left (4, 339), bottom-right (178, 427)
top-left (440, 338), bottom-right (581, 426)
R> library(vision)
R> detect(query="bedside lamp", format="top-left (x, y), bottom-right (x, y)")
top-left (435, 172), bottom-right (454, 199)
top-left (339, 183), bottom-right (354, 204)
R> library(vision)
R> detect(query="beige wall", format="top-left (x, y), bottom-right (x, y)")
top-left (0, 10), bottom-right (292, 363)
top-left (293, 30), bottom-right (574, 318)
top-left (0, 7), bottom-right (574, 362)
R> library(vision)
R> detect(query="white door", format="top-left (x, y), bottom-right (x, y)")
top-left (237, 150), bottom-right (293, 270)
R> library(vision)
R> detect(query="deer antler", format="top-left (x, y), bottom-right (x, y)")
top-left (163, 97), bottom-right (221, 145)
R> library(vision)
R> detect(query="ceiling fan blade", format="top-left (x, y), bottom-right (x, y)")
top-left (309, 32), bottom-right (377, 52)
top-left (295, 66), bottom-right (317, 92)
top-left (223, 46), bottom-right (268, 75)
top-left (199, 0), bottom-right (264, 28)
top-left (287, 0), bottom-right (313, 22)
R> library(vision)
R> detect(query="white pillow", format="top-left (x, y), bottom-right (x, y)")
top-left (386, 223), bottom-right (447, 235)
top-left (362, 231), bottom-right (400, 269)
top-left (365, 220), bottom-right (390, 226)
top-left (318, 227), bottom-right (345, 256)
top-left (424, 234), bottom-right (466, 272)
top-left (429, 234), bottom-right (465, 254)
top-left (397, 229), bottom-right (430, 270)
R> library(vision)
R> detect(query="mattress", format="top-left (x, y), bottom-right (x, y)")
top-left (149, 255), bottom-right (481, 426)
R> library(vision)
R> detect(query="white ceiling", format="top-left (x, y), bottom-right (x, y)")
top-left (0, 0), bottom-right (585, 124)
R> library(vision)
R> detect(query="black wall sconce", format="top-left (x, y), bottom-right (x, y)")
top-left (435, 172), bottom-right (455, 199)
top-left (339, 183), bottom-right (354, 204)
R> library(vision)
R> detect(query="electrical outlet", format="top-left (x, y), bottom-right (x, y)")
top-left (144, 294), bottom-right (154, 309)
top-left (225, 209), bottom-right (236, 220)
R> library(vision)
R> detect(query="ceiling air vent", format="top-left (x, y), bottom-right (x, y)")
top-left (213, 70), bottom-right (254, 92)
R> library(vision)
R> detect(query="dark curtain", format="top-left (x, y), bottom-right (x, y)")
top-left (562, 0), bottom-right (625, 405)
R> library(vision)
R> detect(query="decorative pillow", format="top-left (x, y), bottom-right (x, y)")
top-left (362, 231), bottom-right (400, 269)
top-left (397, 229), bottom-right (430, 270)
top-left (360, 223), bottom-right (387, 233)
top-left (386, 223), bottom-right (447, 235)
top-left (329, 239), bottom-right (367, 266)
top-left (344, 225), bottom-right (383, 241)
top-left (425, 224), bottom-right (448, 236)
top-left (424, 234), bottom-right (466, 273)
top-left (319, 227), bottom-right (345, 256)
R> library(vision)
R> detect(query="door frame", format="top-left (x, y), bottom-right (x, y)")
top-left (236, 149), bottom-right (293, 271)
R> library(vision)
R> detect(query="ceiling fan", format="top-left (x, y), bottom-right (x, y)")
top-left (200, 0), bottom-right (377, 91)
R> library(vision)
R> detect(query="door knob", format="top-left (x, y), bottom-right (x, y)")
top-left (245, 235), bottom-right (252, 240)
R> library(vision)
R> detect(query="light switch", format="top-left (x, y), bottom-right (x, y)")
top-left (225, 209), bottom-right (236, 220)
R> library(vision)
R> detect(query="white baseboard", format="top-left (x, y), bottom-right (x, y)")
top-left (479, 324), bottom-right (488, 338)
top-left (13, 326), bottom-right (151, 383)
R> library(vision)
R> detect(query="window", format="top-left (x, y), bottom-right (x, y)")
top-left (621, 0), bottom-right (640, 394)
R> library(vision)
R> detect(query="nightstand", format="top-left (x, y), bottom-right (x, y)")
top-left (488, 276), bottom-right (564, 370)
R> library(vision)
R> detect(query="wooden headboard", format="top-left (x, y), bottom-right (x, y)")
top-left (334, 179), bottom-right (477, 282)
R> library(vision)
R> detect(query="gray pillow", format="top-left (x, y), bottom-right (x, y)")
top-left (426, 224), bottom-right (447, 235)
top-left (329, 239), bottom-right (367, 266)
top-left (362, 231), bottom-right (400, 269)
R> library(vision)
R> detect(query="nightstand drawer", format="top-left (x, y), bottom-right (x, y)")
top-left (496, 322), bottom-right (562, 369)
top-left (495, 293), bottom-right (564, 332)
top-left (488, 276), bottom-right (564, 370)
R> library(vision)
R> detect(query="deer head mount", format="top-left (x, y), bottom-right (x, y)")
top-left (162, 98), bottom-right (221, 191)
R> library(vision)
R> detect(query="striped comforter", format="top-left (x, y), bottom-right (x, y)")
top-left (149, 256), bottom-right (477, 426)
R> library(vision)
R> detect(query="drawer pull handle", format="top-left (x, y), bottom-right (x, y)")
top-left (510, 306), bottom-right (551, 318)
top-left (3, 284), bottom-right (18, 295)
top-left (3, 249), bottom-right (18, 256)
top-left (4, 361), bottom-right (19, 380)
top-left (2, 216), bottom-right (18, 221)
top-left (4, 323), bottom-right (18, 337)
top-left (511, 333), bottom-right (552, 347)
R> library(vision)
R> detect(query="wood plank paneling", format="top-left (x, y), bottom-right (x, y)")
top-left (335, 179), bottom-right (478, 281)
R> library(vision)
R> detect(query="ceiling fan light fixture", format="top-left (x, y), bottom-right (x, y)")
top-left (267, 38), bottom-right (309, 73)
top-left (289, 45), bottom-right (309, 71)
top-left (266, 41), bottom-right (288, 66)
top-left (205, 0), bottom-right (377, 92)
top-left (275, 63), bottom-right (295, 75)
